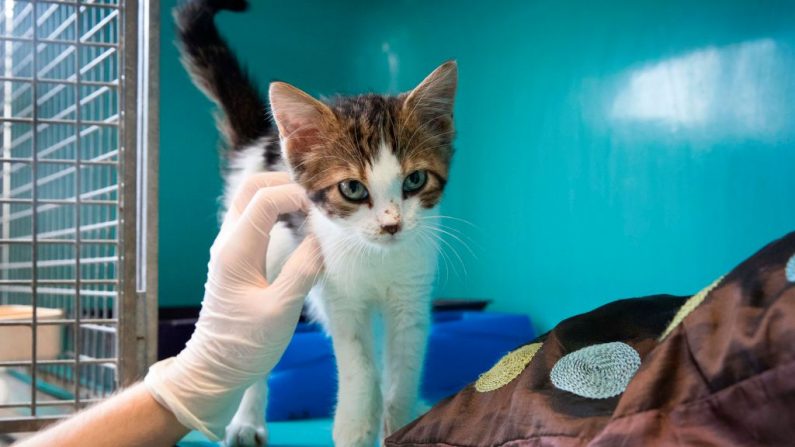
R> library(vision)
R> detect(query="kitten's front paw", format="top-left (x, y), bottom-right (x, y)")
top-left (224, 421), bottom-right (268, 447)
top-left (333, 420), bottom-right (378, 447)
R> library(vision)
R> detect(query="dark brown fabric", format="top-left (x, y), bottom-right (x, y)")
top-left (387, 232), bottom-right (795, 446)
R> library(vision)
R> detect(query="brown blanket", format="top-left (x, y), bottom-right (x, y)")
top-left (387, 232), bottom-right (795, 446)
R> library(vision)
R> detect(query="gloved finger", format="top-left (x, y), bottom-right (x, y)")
top-left (219, 172), bottom-right (293, 241)
top-left (229, 183), bottom-right (310, 264)
top-left (269, 234), bottom-right (324, 304)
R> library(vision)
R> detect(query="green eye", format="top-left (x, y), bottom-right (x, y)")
top-left (403, 170), bottom-right (428, 193)
top-left (338, 180), bottom-right (369, 202)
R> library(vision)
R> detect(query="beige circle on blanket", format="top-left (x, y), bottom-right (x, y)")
top-left (475, 342), bottom-right (542, 392)
top-left (659, 275), bottom-right (724, 341)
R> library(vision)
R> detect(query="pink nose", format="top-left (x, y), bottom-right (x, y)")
top-left (381, 224), bottom-right (401, 235)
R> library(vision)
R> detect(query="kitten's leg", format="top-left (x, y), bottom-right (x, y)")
top-left (382, 290), bottom-right (431, 437)
top-left (329, 304), bottom-right (382, 447)
top-left (225, 380), bottom-right (268, 447)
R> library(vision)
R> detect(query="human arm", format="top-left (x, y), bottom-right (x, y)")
top-left (16, 172), bottom-right (323, 446)
top-left (16, 383), bottom-right (187, 447)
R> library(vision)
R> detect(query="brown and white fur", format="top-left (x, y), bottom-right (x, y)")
top-left (174, 2), bottom-right (457, 446)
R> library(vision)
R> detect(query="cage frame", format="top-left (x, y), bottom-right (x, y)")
top-left (0, 0), bottom-right (159, 434)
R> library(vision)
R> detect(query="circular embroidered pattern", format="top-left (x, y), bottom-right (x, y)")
top-left (475, 342), bottom-right (542, 393)
top-left (550, 342), bottom-right (641, 399)
top-left (787, 253), bottom-right (795, 282)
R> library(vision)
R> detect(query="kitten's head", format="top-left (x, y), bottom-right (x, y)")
top-left (269, 61), bottom-right (457, 247)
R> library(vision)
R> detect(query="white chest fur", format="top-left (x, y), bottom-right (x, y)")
top-left (306, 208), bottom-right (439, 327)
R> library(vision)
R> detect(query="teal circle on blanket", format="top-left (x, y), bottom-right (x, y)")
top-left (550, 342), bottom-right (641, 399)
top-left (787, 253), bottom-right (795, 282)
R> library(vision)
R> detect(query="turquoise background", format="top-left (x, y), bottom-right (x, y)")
top-left (159, 0), bottom-right (795, 331)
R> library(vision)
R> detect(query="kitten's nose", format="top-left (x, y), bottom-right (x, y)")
top-left (381, 224), bottom-right (401, 235)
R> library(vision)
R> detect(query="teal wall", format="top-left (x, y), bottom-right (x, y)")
top-left (160, 0), bottom-right (795, 331)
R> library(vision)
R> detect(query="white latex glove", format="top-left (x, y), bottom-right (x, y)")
top-left (145, 172), bottom-right (323, 440)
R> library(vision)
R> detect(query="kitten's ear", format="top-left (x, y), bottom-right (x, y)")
top-left (403, 61), bottom-right (458, 124)
top-left (269, 82), bottom-right (335, 167)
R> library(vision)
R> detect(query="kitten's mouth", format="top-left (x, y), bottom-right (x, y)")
top-left (366, 233), bottom-right (401, 247)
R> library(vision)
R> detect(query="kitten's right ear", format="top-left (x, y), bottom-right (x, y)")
top-left (269, 82), bottom-right (335, 168)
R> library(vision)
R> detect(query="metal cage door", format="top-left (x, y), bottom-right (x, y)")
top-left (0, 0), bottom-right (157, 434)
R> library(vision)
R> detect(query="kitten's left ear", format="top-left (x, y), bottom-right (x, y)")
top-left (403, 61), bottom-right (458, 124)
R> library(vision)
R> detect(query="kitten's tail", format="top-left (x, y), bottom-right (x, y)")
top-left (173, 0), bottom-right (270, 149)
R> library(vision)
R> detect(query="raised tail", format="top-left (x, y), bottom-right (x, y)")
top-left (173, 0), bottom-right (270, 149)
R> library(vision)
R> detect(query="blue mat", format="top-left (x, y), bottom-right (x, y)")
top-left (178, 419), bottom-right (333, 447)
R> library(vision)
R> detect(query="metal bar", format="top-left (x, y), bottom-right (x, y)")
top-left (0, 398), bottom-right (105, 409)
top-left (30, 0), bottom-right (40, 417)
top-left (0, 198), bottom-right (117, 205)
top-left (1, 0), bottom-right (16, 280)
top-left (0, 403), bottom-right (32, 409)
top-left (0, 286), bottom-right (116, 297)
top-left (74, 3), bottom-right (84, 408)
top-left (0, 318), bottom-right (117, 326)
top-left (0, 157), bottom-right (118, 166)
top-left (0, 238), bottom-right (118, 244)
top-left (32, 1), bottom-right (121, 10)
top-left (0, 76), bottom-right (118, 87)
top-left (0, 255), bottom-right (116, 268)
top-left (143, 0), bottom-right (159, 368)
top-left (118, 0), bottom-right (139, 386)
top-left (0, 116), bottom-right (118, 126)
top-left (0, 357), bottom-right (117, 367)
top-left (0, 278), bottom-right (117, 285)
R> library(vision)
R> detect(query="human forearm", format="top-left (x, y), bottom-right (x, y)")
top-left (16, 383), bottom-right (188, 447)
top-left (17, 175), bottom-right (322, 445)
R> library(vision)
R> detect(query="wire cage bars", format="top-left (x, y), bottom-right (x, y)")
top-left (0, 0), bottom-right (157, 435)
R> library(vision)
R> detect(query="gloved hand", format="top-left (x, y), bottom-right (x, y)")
top-left (144, 172), bottom-right (323, 440)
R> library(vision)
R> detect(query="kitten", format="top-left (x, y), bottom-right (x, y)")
top-left (174, 1), bottom-right (457, 446)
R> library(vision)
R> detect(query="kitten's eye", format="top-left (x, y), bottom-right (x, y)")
top-left (403, 170), bottom-right (428, 193)
top-left (338, 180), bottom-right (369, 202)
